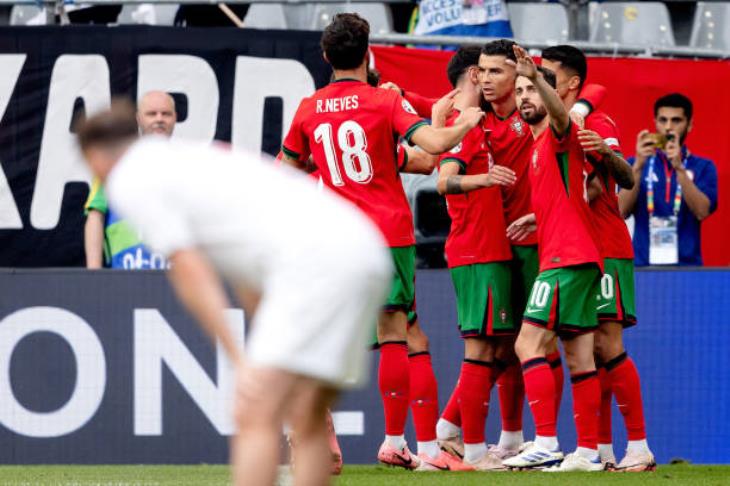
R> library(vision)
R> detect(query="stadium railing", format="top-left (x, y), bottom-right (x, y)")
top-left (6, 0), bottom-right (729, 59)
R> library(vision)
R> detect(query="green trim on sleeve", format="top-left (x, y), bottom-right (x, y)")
top-left (403, 120), bottom-right (429, 144)
top-left (439, 157), bottom-right (467, 174)
top-left (398, 147), bottom-right (409, 171)
top-left (281, 145), bottom-right (301, 160)
top-left (550, 119), bottom-right (571, 140)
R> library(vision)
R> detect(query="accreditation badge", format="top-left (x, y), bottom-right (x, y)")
top-left (649, 215), bottom-right (679, 265)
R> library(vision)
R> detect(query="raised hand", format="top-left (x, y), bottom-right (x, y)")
top-left (379, 81), bottom-right (402, 92)
top-left (578, 129), bottom-right (611, 157)
top-left (459, 106), bottom-right (485, 129)
top-left (432, 88), bottom-right (460, 126)
top-left (506, 44), bottom-right (538, 80)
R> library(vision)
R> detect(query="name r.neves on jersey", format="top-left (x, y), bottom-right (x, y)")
top-left (316, 96), bottom-right (360, 113)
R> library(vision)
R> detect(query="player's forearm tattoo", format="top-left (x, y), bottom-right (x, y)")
top-left (446, 176), bottom-right (464, 194)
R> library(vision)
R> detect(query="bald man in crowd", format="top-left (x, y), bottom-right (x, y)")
top-left (84, 90), bottom-right (177, 269)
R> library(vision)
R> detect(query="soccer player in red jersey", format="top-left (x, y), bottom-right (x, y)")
top-left (435, 46), bottom-right (518, 470)
top-left (501, 45), bottom-right (603, 472)
top-left (542, 45), bottom-right (655, 472)
top-left (280, 13), bottom-right (484, 470)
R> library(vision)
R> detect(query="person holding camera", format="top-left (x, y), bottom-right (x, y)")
top-left (619, 93), bottom-right (718, 266)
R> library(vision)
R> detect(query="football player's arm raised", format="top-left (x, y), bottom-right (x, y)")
top-left (401, 88), bottom-right (461, 175)
top-left (409, 107), bottom-right (485, 155)
top-left (511, 45), bottom-right (570, 135)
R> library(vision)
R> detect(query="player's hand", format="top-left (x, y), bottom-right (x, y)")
top-left (634, 129), bottom-right (655, 168)
top-left (570, 110), bottom-right (586, 129)
top-left (432, 88), bottom-right (459, 127)
top-left (578, 129), bottom-right (611, 157)
top-left (664, 133), bottom-right (683, 170)
top-left (506, 44), bottom-right (537, 80)
top-left (379, 81), bottom-right (402, 93)
top-left (506, 213), bottom-right (537, 242)
top-left (458, 106), bottom-right (485, 129)
top-left (483, 165), bottom-right (517, 187)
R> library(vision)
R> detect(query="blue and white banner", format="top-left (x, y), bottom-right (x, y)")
top-left (411, 0), bottom-right (513, 38)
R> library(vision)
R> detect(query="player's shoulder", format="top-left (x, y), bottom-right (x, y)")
top-left (586, 109), bottom-right (618, 130)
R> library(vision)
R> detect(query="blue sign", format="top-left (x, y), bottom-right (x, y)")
top-left (0, 269), bottom-right (727, 464)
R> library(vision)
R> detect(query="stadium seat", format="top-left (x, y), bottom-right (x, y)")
top-left (243, 3), bottom-right (289, 29)
top-left (10, 5), bottom-right (47, 25)
top-left (508, 3), bottom-right (569, 43)
top-left (690, 2), bottom-right (730, 49)
top-left (590, 2), bottom-right (675, 46)
top-left (117, 4), bottom-right (179, 25)
top-left (307, 3), bottom-right (393, 34)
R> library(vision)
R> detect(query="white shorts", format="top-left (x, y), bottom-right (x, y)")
top-left (245, 238), bottom-right (391, 389)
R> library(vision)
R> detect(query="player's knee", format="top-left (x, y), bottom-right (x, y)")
top-left (594, 323), bottom-right (624, 361)
top-left (514, 325), bottom-right (549, 361)
top-left (407, 325), bottom-right (429, 353)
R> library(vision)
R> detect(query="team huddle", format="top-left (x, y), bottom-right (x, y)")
top-left (281, 13), bottom-right (655, 474)
top-left (75, 11), bottom-right (656, 486)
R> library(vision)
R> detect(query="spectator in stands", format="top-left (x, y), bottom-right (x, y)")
top-left (619, 93), bottom-right (718, 266)
top-left (408, 0), bottom-right (512, 41)
top-left (84, 91), bottom-right (177, 269)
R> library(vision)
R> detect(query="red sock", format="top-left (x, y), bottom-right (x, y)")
top-left (409, 352), bottom-right (439, 442)
top-left (546, 351), bottom-right (564, 422)
top-left (458, 360), bottom-right (494, 444)
top-left (598, 367), bottom-right (613, 444)
top-left (521, 358), bottom-right (556, 437)
top-left (378, 342), bottom-right (410, 436)
top-left (607, 353), bottom-right (647, 441)
top-left (497, 362), bottom-right (524, 432)
top-left (440, 381), bottom-right (461, 426)
top-left (571, 371), bottom-right (601, 450)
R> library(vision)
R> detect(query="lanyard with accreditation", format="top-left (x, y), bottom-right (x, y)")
top-left (646, 150), bottom-right (687, 265)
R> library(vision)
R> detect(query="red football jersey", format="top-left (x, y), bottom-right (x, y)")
top-left (283, 79), bottom-right (428, 247)
top-left (530, 123), bottom-right (602, 272)
top-left (483, 110), bottom-right (537, 246)
top-left (438, 111), bottom-right (512, 268)
top-left (584, 110), bottom-right (634, 260)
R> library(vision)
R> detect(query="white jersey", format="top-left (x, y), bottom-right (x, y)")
top-left (106, 137), bottom-right (391, 387)
top-left (107, 138), bottom-right (385, 289)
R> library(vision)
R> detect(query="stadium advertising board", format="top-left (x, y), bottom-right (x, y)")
top-left (0, 27), bottom-right (328, 267)
top-left (0, 269), bottom-right (728, 464)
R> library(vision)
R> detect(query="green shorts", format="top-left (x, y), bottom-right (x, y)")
top-left (371, 246), bottom-right (416, 349)
top-left (597, 258), bottom-right (637, 327)
top-left (385, 246), bottom-right (416, 313)
top-left (510, 245), bottom-right (539, 322)
top-left (523, 264), bottom-right (601, 336)
top-left (450, 262), bottom-right (514, 337)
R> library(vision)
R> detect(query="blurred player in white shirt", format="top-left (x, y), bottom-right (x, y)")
top-left (77, 101), bottom-right (392, 486)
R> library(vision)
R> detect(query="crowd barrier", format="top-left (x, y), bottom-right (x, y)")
top-left (0, 268), bottom-right (727, 464)
top-left (0, 26), bottom-right (727, 268)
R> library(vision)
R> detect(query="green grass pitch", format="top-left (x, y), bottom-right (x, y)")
top-left (0, 464), bottom-right (727, 485)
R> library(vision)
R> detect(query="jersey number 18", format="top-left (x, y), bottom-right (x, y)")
top-left (314, 121), bottom-right (373, 186)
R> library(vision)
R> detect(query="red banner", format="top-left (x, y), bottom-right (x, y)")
top-left (372, 45), bottom-right (729, 267)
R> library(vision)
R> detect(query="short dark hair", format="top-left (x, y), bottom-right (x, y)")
top-left (537, 66), bottom-right (557, 89)
top-left (77, 99), bottom-right (139, 152)
top-left (541, 45), bottom-right (587, 90)
top-left (654, 93), bottom-right (693, 120)
top-left (366, 67), bottom-right (381, 87)
top-left (446, 46), bottom-right (482, 88)
top-left (321, 13), bottom-right (370, 70)
top-left (481, 39), bottom-right (516, 62)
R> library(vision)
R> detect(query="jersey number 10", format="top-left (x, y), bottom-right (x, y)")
top-left (314, 121), bottom-right (373, 186)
